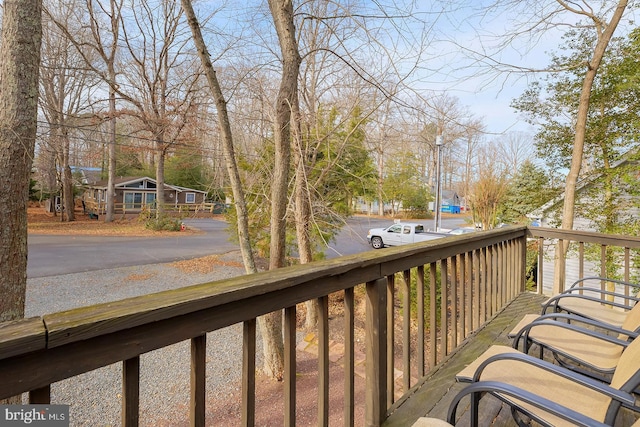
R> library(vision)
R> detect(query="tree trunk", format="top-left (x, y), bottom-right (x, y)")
top-left (155, 139), bottom-right (166, 218)
top-left (553, 0), bottom-right (628, 294)
top-left (62, 129), bottom-right (75, 221)
top-left (293, 123), bottom-right (318, 328)
top-left (106, 70), bottom-right (117, 222)
top-left (0, 0), bottom-right (42, 404)
top-left (268, 0), bottom-right (298, 271)
top-left (0, 0), bottom-right (43, 322)
top-left (181, 1), bottom-right (287, 378)
top-left (263, 0), bottom-right (301, 379)
top-left (180, 0), bottom-right (256, 273)
top-left (377, 150), bottom-right (384, 216)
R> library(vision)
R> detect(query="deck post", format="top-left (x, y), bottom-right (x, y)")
top-left (365, 278), bottom-right (388, 426)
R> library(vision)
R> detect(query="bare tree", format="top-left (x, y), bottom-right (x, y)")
top-left (468, 147), bottom-right (510, 230)
top-left (464, 120), bottom-right (484, 198)
top-left (40, 4), bottom-right (100, 221)
top-left (0, 0), bottom-right (43, 325)
top-left (260, 0), bottom-right (301, 379)
top-left (181, 0), bottom-right (292, 384)
top-left (46, 0), bottom-right (124, 222)
top-left (117, 0), bottom-right (203, 218)
top-left (92, 0), bottom-right (122, 223)
top-left (53, 0), bottom-right (202, 220)
top-left (493, 131), bottom-right (534, 178)
top-left (367, 96), bottom-right (399, 216)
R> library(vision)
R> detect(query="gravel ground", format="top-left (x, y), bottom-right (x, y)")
top-left (25, 251), bottom-right (256, 426)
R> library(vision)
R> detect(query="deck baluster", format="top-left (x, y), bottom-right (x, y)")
top-left (344, 287), bottom-right (355, 427)
top-left (242, 320), bottom-right (256, 427)
top-left (284, 308), bottom-right (295, 427)
top-left (122, 356), bottom-right (140, 427)
top-left (318, 296), bottom-right (330, 426)
top-left (365, 278), bottom-right (387, 426)
top-left (190, 334), bottom-right (206, 427)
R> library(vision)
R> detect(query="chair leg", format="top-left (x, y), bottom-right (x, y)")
top-left (511, 407), bottom-right (533, 427)
top-left (470, 391), bottom-right (480, 427)
top-left (538, 345), bottom-right (543, 359)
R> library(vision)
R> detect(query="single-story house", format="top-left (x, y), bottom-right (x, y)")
top-left (83, 176), bottom-right (207, 214)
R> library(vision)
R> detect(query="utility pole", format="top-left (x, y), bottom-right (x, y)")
top-left (433, 133), bottom-right (443, 232)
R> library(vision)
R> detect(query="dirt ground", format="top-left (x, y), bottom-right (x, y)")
top-left (26, 201), bottom-right (205, 237)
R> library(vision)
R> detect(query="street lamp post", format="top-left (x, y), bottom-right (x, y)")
top-left (434, 134), bottom-right (443, 232)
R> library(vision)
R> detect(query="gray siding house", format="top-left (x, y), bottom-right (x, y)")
top-left (83, 176), bottom-right (207, 214)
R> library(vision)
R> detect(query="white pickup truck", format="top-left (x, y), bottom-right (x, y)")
top-left (366, 222), bottom-right (445, 249)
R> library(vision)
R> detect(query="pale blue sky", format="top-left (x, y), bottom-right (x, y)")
top-left (202, 1), bottom-right (637, 137)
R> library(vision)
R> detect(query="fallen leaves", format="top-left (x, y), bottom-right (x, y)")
top-left (170, 255), bottom-right (244, 274)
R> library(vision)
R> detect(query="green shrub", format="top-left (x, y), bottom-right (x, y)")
top-left (138, 209), bottom-right (182, 231)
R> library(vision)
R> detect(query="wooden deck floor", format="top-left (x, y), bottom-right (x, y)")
top-left (382, 292), bottom-right (548, 427)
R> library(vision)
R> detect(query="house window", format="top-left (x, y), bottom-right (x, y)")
top-left (185, 192), bottom-right (196, 204)
top-left (124, 192), bottom-right (156, 209)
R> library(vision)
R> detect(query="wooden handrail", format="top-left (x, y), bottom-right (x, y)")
top-left (2, 225), bottom-right (638, 426)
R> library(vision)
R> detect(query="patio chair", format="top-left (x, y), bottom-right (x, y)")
top-left (449, 335), bottom-right (640, 427)
top-left (542, 277), bottom-right (639, 328)
top-left (413, 416), bottom-right (640, 427)
top-left (509, 301), bottom-right (640, 382)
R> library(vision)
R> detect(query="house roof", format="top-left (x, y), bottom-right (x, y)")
top-left (71, 166), bottom-right (102, 185)
top-left (84, 176), bottom-right (206, 194)
top-left (528, 151), bottom-right (637, 220)
top-left (442, 190), bottom-right (459, 199)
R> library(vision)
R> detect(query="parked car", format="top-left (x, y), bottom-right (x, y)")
top-left (367, 222), bottom-right (445, 249)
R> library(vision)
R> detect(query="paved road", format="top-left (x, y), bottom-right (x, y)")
top-left (27, 216), bottom-right (469, 278)
top-left (27, 219), bottom-right (237, 278)
top-left (325, 215), bottom-right (468, 258)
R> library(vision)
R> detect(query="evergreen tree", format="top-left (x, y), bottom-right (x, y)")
top-left (512, 28), bottom-right (640, 233)
top-left (500, 160), bottom-right (557, 224)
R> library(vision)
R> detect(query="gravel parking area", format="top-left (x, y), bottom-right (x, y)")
top-left (25, 251), bottom-right (252, 426)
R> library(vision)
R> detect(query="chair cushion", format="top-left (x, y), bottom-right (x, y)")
top-left (526, 323), bottom-right (623, 372)
top-left (455, 345), bottom-right (520, 382)
top-left (558, 298), bottom-right (628, 327)
top-left (474, 346), bottom-right (611, 426)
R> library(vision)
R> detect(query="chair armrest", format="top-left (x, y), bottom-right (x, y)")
top-left (542, 291), bottom-right (636, 314)
top-left (526, 312), bottom-right (637, 337)
top-left (446, 380), bottom-right (613, 427)
top-left (472, 352), bottom-right (635, 406)
top-left (562, 286), bottom-right (640, 303)
top-left (511, 316), bottom-right (634, 351)
top-left (571, 276), bottom-right (639, 292)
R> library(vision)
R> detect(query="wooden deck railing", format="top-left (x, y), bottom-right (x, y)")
top-left (528, 227), bottom-right (640, 297)
top-left (2, 226), bottom-right (638, 426)
top-left (83, 200), bottom-right (221, 215)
